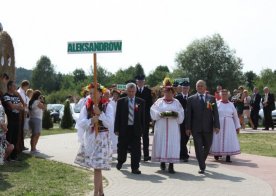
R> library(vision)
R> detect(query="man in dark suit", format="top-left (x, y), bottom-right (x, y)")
top-left (115, 82), bottom-right (145, 174)
top-left (135, 74), bottom-right (153, 161)
top-left (175, 80), bottom-right (190, 162)
top-left (186, 80), bottom-right (220, 174)
top-left (250, 87), bottom-right (262, 130)
top-left (262, 87), bottom-right (275, 130)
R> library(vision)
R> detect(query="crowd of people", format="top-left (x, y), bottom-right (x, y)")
top-left (1, 72), bottom-right (275, 196)
top-left (228, 85), bottom-right (275, 131)
top-left (0, 73), bottom-right (45, 165)
top-left (72, 74), bottom-right (275, 196)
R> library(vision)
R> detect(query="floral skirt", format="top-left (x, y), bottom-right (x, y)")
top-left (75, 131), bottom-right (112, 170)
top-left (0, 134), bottom-right (8, 165)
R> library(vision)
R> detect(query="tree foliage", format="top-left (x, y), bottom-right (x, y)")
top-left (42, 110), bottom-right (53, 129)
top-left (176, 34), bottom-right (243, 93)
top-left (73, 68), bottom-right (87, 83)
top-left (23, 46), bottom-right (276, 103)
top-left (112, 66), bottom-right (134, 84)
top-left (32, 56), bottom-right (57, 93)
top-left (244, 71), bottom-right (258, 91)
top-left (147, 65), bottom-right (170, 87)
top-left (93, 65), bottom-right (113, 87)
top-left (254, 69), bottom-right (276, 94)
top-left (60, 100), bottom-right (74, 129)
top-left (134, 63), bottom-right (145, 76)
top-left (15, 67), bottom-right (32, 86)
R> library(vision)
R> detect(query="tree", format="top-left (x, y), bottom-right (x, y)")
top-left (94, 65), bottom-right (113, 87)
top-left (169, 68), bottom-right (188, 80)
top-left (147, 65), bottom-right (170, 87)
top-left (134, 63), bottom-right (145, 76)
top-left (111, 65), bottom-right (137, 85)
top-left (32, 56), bottom-right (57, 93)
top-left (60, 100), bottom-right (74, 129)
top-left (176, 34), bottom-right (244, 93)
top-left (73, 68), bottom-right (86, 83)
top-left (61, 74), bottom-right (75, 90)
top-left (42, 110), bottom-right (53, 129)
top-left (254, 68), bottom-right (276, 94)
top-left (244, 71), bottom-right (258, 91)
top-left (16, 67), bottom-right (32, 86)
top-left (54, 72), bottom-right (63, 91)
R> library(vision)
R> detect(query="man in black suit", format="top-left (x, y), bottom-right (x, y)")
top-left (135, 75), bottom-right (153, 162)
top-left (186, 80), bottom-right (220, 174)
top-left (262, 87), bottom-right (275, 130)
top-left (115, 82), bottom-right (145, 174)
top-left (175, 81), bottom-right (190, 162)
top-left (250, 87), bottom-right (262, 130)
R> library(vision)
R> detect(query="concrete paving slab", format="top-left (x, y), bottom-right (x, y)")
top-left (24, 133), bottom-right (274, 196)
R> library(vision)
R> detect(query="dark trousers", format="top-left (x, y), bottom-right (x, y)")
top-left (264, 107), bottom-right (274, 129)
top-left (6, 117), bottom-right (20, 159)
top-left (250, 109), bottom-right (259, 128)
top-left (117, 126), bottom-right (141, 170)
top-left (17, 111), bottom-right (25, 152)
top-left (142, 121), bottom-right (150, 157)
top-left (192, 132), bottom-right (213, 170)
top-left (180, 128), bottom-right (190, 159)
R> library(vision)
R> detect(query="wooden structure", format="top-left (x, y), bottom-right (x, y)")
top-left (0, 23), bottom-right (16, 93)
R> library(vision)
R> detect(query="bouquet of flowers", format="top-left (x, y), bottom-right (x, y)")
top-left (160, 111), bottom-right (178, 118)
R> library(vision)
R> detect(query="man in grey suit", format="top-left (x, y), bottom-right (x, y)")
top-left (186, 80), bottom-right (220, 174)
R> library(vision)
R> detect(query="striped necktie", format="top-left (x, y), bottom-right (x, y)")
top-left (128, 98), bottom-right (134, 125)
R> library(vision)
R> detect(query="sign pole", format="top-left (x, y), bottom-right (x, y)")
top-left (67, 39), bottom-right (122, 136)
top-left (93, 53), bottom-right (98, 135)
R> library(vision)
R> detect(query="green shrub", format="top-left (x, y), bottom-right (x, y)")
top-left (42, 110), bottom-right (53, 129)
top-left (60, 100), bottom-right (74, 129)
top-left (46, 89), bottom-right (80, 104)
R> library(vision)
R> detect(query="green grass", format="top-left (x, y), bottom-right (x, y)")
top-left (0, 153), bottom-right (93, 196)
top-left (238, 133), bottom-right (276, 157)
top-left (41, 127), bottom-right (76, 136)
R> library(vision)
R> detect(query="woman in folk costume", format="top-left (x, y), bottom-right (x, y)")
top-left (210, 89), bottom-right (241, 162)
top-left (150, 78), bottom-right (184, 173)
top-left (108, 89), bottom-right (121, 153)
top-left (75, 85), bottom-right (90, 112)
top-left (75, 83), bottom-right (114, 196)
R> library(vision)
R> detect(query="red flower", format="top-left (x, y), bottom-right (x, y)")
top-left (86, 97), bottom-right (109, 110)
top-left (134, 104), bottom-right (139, 112)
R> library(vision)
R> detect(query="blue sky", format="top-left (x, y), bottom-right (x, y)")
top-left (1, 0), bottom-right (276, 75)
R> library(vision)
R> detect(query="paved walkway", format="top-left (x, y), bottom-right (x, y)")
top-left (24, 129), bottom-right (276, 196)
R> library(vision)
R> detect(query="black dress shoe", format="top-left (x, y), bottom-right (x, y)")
top-left (262, 128), bottom-right (269, 130)
top-left (168, 163), bottom-right (175, 174)
top-left (131, 169), bottom-right (141, 174)
top-left (144, 156), bottom-right (151, 162)
top-left (226, 155), bottom-right (232, 162)
top-left (198, 170), bottom-right (205, 174)
top-left (214, 156), bottom-right (219, 160)
top-left (160, 162), bottom-right (166, 170)
top-left (116, 163), bottom-right (122, 170)
top-left (23, 146), bottom-right (29, 150)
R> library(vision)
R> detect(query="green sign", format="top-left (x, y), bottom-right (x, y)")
top-left (67, 40), bottom-right (122, 54)
top-left (116, 84), bottom-right (126, 90)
